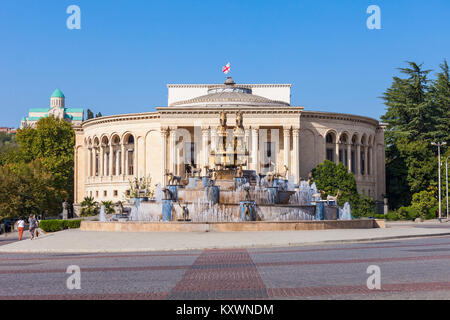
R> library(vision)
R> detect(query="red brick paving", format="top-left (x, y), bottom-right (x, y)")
top-left (252, 240), bottom-right (450, 255)
top-left (0, 292), bottom-right (169, 300)
top-left (267, 282), bottom-right (450, 298)
top-left (167, 249), bottom-right (268, 299)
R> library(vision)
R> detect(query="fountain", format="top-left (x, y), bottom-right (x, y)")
top-left (99, 205), bottom-right (107, 222)
top-left (89, 112), bottom-right (364, 231)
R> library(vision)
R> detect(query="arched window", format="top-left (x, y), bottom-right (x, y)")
top-left (325, 133), bottom-right (335, 162)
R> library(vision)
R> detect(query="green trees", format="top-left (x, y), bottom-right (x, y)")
top-left (311, 160), bottom-right (374, 217)
top-left (381, 61), bottom-right (449, 209)
top-left (0, 116), bottom-right (75, 218)
top-left (411, 189), bottom-right (438, 219)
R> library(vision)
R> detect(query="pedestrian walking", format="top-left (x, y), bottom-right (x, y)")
top-left (35, 216), bottom-right (40, 238)
top-left (28, 214), bottom-right (37, 240)
top-left (15, 217), bottom-right (25, 241)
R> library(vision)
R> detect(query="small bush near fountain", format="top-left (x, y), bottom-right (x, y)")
top-left (80, 197), bottom-right (99, 216)
top-left (39, 219), bottom-right (82, 232)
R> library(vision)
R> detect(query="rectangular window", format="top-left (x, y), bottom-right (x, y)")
top-left (104, 190), bottom-right (107, 197)
top-left (113, 190), bottom-right (118, 197)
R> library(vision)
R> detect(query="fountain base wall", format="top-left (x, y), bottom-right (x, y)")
top-left (81, 219), bottom-right (385, 232)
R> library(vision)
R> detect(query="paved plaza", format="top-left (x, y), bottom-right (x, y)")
top-left (1, 222), bottom-right (450, 253)
top-left (1, 234), bottom-right (450, 299)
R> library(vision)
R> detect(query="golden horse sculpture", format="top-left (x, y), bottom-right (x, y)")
top-left (243, 203), bottom-right (252, 221)
top-left (327, 190), bottom-right (341, 204)
top-left (164, 171), bottom-right (181, 185)
top-left (236, 164), bottom-right (244, 177)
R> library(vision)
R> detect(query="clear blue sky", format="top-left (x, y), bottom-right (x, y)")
top-left (0, 0), bottom-right (448, 127)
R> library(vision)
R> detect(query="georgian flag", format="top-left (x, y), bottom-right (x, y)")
top-left (222, 62), bottom-right (230, 74)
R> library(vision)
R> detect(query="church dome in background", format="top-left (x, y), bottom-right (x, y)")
top-left (51, 89), bottom-right (65, 98)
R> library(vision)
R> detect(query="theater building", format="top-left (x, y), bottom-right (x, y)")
top-left (73, 77), bottom-right (386, 205)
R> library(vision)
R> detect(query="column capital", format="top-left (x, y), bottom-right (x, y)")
top-left (283, 128), bottom-right (291, 135)
top-left (201, 128), bottom-right (210, 135)
top-left (160, 127), bottom-right (169, 136)
top-left (292, 128), bottom-right (300, 137)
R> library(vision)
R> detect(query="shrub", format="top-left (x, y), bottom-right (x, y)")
top-left (386, 211), bottom-right (402, 221)
top-left (354, 194), bottom-right (376, 217)
top-left (373, 214), bottom-right (386, 220)
top-left (397, 206), bottom-right (419, 220)
top-left (39, 219), bottom-right (82, 232)
top-left (80, 197), bottom-right (99, 216)
top-left (411, 190), bottom-right (438, 219)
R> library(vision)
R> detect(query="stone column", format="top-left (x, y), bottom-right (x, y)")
top-left (115, 150), bottom-right (120, 176)
top-left (109, 145), bottom-right (113, 177)
top-left (99, 146), bottom-right (104, 177)
top-left (169, 128), bottom-right (177, 175)
top-left (244, 127), bottom-right (250, 168)
top-left (347, 143), bottom-right (352, 173)
top-left (103, 151), bottom-right (108, 176)
top-left (133, 144), bottom-right (137, 177)
top-left (211, 128), bottom-right (217, 151)
top-left (356, 143), bottom-right (361, 178)
top-left (161, 128), bottom-right (168, 186)
top-left (88, 148), bottom-right (92, 177)
top-left (202, 128), bottom-right (210, 174)
top-left (283, 128), bottom-right (290, 171)
top-left (93, 148), bottom-right (97, 176)
top-left (292, 128), bottom-right (300, 184)
top-left (364, 145), bottom-right (368, 176)
top-left (335, 141), bottom-right (340, 165)
top-left (251, 128), bottom-right (259, 173)
top-left (121, 144), bottom-right (126, 177)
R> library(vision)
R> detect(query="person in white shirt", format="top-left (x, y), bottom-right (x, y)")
top-left (15, 217), bottom-right (25, 241)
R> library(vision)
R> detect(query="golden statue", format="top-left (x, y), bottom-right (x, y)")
top-left (236, 111), bottom-right (243, 128)
top-left (218, 111), bottom-right (227, 134)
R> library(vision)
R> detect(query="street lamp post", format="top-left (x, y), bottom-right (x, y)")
top-left (431, 141), bottom-right (447, 222)
top-left (446, 155), bottom-right (450, 221)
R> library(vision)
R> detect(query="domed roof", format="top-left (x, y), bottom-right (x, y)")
top-left (51, 89), bottom-right (65, 98)
top-left (170, 77), bottom-right (290, 107)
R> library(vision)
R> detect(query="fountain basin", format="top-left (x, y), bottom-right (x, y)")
top-left (81, 219), bottom-right (386, 232)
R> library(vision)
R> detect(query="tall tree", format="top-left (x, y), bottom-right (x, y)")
top-left (86, 109), bottom-right (94, 120)
top-left (381, 60), bottom-right (449, 209)
top-left (429, 60), bottom-right (450, 143)
top-left (14, 116), bottom-right (75, 204)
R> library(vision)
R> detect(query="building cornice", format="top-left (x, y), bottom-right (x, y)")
top-left (167, 84), bottom-right (292, 89)
top-left (82, 112), bottom-right (160, 128)
top-left (301, 111), bottom-right (379, 127)
top-left (156, 106), bottom-right (304, 115)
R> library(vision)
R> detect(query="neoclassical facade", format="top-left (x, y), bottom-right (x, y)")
top-left (74, 78), bottom-right (386, 205)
